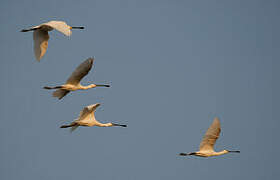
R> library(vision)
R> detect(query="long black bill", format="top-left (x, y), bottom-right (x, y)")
top-left (71, 26), bottom-right (85, 29)
top-left (179, 153), bottom-right (188, 156)
top-left (21, 29), bottom-right (30, 32)
top-left (60, 124), bottom-right (72, 128)
top-left (112, 123), bottom-right (127, 127)
top-left (228, 150), bottom-right (240, 153)
top-left (96, 84), bottom-right (110, 87)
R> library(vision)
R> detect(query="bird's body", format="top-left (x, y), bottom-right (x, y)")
top-left (181, 150), bottom-right (231, 157)
top-left (44, 58), bottom-right (110, 100)
top-left (179, 117), bottom-right (240, 157)
top-left (49, 84), bottom-right (97, 91)
top-left (60, 103), bottom-right (127, 132)
top-left (21, 20), bottom-right (84, 61)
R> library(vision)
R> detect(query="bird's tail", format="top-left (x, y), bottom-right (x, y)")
top-left (52, 89), bottom-right (70, 100)
top-left (112, 123), bottom-right (127, 127)
top-left (43, 86), bottom-right (62, 90)
top-left (60, 123), bottom-right (79, 132)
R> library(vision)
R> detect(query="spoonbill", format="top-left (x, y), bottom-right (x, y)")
top-left (21, 20), bottom-right (84, 61)
top-left (179, 117), bottom-right (240, 157)
top-left (44, 57), bottom-right (110, 100)
top-left (60, 103), bottom-right (127, 132)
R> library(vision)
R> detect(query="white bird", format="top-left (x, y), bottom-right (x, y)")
top-left (179, 117), bottom-right (240, 157)
top-left (21, 20), bottom-right (84, 61)
top-left (44, 57), bottom-right (110, 100)
top-left (60, 103), bottom-right (127, 132)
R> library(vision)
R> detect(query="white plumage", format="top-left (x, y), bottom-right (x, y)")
top-left (179, 117), bottom-right (240, 157)
top-left (43, 57), bottom-right (110, 100)
top-left (60, 103), bottom-right (127, 132)
top-left (21, 20), bottom-right (84, 61)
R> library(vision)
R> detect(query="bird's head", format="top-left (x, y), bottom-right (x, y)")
top-left (94, 103), bottom-right (101, 108)
top-left (88, 84), bottom-right (110, 88)
top-left (89, 84), bottom-right (97, 88)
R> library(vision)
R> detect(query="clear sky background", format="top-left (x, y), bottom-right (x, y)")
top-left (0, 0), bottom-right (279, 179)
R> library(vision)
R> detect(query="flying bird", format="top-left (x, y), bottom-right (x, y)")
top-left (60, 103), bottom-right (127, 132)
top-left (21, 20), bottom-right (84, 61)
top-left (44, 57), bottom-right (110, 100)
top-left (179, 117), bottom-right (240, 157)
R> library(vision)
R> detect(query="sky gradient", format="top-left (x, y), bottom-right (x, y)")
top-left (0, 0), bottom-right (279, 179)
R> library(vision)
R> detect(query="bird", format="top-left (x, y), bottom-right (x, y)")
top-left (43, 57), bottom-right (110, 100)
top-left (60, 103), bottom-right (127, 132)
top-left (179, 117), bottom-right (240, 157)
top-left (21, 20), bottom-right (84, 61)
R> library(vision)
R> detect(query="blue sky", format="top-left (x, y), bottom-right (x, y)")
top-left (0, 0), bottom-right (279, 179)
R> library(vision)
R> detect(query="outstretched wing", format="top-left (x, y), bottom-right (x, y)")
top-left (76, 104), bottom-right (101, 126)
top-left (199, 117), bottom-right (221, 151)
top-left (33, 29), bottom-right (49, 61)
top-left (77, 104), bottom-right (100, 120)
top-left (66, 58), bottom-right (94, 85)
top-left (42, 21), bottom-right (72, 36)
top-left (78, 106), bottom-right (91, 120)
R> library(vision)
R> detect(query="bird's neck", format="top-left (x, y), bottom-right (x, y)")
top-left (80, 84), bottom-right (96, 90)
top-left (214, 150), bottom-right (229, 156)
top-left (97, 123), bottom-right (113, 127)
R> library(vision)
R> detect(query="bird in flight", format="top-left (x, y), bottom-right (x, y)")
top-left (21, 20), bottom-right (84, 61)
top-left (179, 117), bottom-right (240, 157)
top-left (44, 57), bottom-right (110, 100)
top-left (60, 103), bottom-right (127, 132)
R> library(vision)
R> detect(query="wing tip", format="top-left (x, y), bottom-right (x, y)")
top-left (88, 57), bottom-right (94, 63)
top-left (86, 57), bottom-right (94, 66)
top-left (35, 55), bottom-right (41, 62)
top-left (214, 117), bottom-right (220, 122)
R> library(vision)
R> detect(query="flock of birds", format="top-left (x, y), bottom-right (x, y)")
top-left (21, 20), bottom-right (240, 158)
